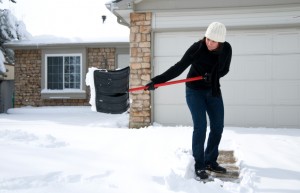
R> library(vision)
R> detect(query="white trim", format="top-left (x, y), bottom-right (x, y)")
top-left (41, 89), bottom-right (86, 93)
top-left (152, 5), bottom-right (300, 30)
top-left (45, 53), bottom-right (83, 91)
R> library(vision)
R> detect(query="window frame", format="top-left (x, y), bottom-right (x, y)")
top-left (45, 54), bottom-right (83, 90)
top-left (41, 48), bottom-right (87, 99)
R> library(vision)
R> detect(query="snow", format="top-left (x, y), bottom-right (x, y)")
top-left (85, 67), bottom-right (98, 111)
top-left (1, 1), bottom-right (300, 192)
top-left (1, 106), bottom-right (300, 193)
top-left (0, 51), bottom-right (5, 72)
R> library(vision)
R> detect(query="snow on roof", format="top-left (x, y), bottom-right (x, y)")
top-left (5, 35), bottom-right (129, 48)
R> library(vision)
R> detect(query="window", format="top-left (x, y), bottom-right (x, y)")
top-left (46, 54), bottom-right (82, 90)
top-left (41, 49), bottom-right (86, 100)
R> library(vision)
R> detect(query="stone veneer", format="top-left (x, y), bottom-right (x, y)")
top-left (87, 48), bottom-right (116, 70)
top-left (14, 48), bottom-right (116, 107)
top-left (129, 12), bottom-right (152, 128)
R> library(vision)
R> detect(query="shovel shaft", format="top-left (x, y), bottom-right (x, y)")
top-left (128, 76), bottom-right (204, 92)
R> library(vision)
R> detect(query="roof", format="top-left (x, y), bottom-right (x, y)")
top-left (107, 0), bottom-right (300, 26)
top-left (5, 36), bottom-right (129, 49)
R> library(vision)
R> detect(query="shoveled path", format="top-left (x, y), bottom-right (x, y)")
top-left (208, 150), bottom-right (240, 182)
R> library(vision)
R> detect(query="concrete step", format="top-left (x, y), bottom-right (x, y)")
top-left (211, 150), bottom-right (240, 182)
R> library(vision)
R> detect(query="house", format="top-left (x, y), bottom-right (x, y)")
top-left (106, 0), bottom-right (300, 128)
top-left (5, 40), bottom-right (129, 108)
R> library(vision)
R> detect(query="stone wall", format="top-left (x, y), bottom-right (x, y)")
top-left (87, 48), bottom-right (116, 70)
top-left (129, 12), bottom-right (152, 128)
top-left (14, 50), bottom-right (43, 107)
top-left (14, 48), bottom-right (116, 107)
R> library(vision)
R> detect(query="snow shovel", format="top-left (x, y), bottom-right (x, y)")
top-left (129, 76), bottom-right (204, 92)
top-left (92, 66), bottom-right (203, 114)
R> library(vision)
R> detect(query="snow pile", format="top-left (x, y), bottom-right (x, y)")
top-left (85, 67), bottom-right (99, 112)
top-left (0, 51), bottom-right (5, 73)
top-left (1, 106), bottom-right (300, 193)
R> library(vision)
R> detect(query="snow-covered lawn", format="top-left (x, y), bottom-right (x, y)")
top-left (0, 106), bottom-right (299, 193)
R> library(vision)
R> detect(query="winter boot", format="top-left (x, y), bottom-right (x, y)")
top-left (206, 163), bottom-right (227, 173)
top-left (195, 170), bottom-right (209, 179)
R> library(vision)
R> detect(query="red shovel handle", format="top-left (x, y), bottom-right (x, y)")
top-left (128, 76), bottom-right (203, 92)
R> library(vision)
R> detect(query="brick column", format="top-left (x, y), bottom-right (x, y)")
top-left (129, 12), bottom-right (152, 128)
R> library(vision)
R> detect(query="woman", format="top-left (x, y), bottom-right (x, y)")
top-left (145, 22), bottom-right (232, 180)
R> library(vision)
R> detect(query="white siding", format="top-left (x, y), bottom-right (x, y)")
top-left (117, 54), bottom-right (130, 69)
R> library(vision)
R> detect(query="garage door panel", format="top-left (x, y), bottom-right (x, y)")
top-left (231, 55), bottom-right (272, 80)
top-left (154, 56), bottom-right (182, 75)
top-left (244, 81), bottom-right (272, 105)
top-left (272, 54), bottom-right (300, 80)
top-left (274, 107), bottom-right (300, 128)
top-left (273, 32), bottom-right (300, 54)
top-left (222, 81), bottom-right (272, 105)
top-left (272, 81), bottom-right (300, 105)
top-left (222, 81), bottom-right (244, 105)
top-left (154, 105), bottom-right (192, 126)
top-left (154, 32), bottom-right (200, 56)
top-left (226, 106), bottom-right (273, 127)
top-left (244, 106), bottom-right (273, 127)
top-left (225, 34), bottom-right (239, 53)
top-left (227, 33), bottom-right (272, 55)
top-left (225, 106), bottom-right (246, 126)
top-left (154, 84), bottom-right (186, 104)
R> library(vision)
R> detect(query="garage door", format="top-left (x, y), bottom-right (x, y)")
top-left (153, 28), bottom-right (300, 128)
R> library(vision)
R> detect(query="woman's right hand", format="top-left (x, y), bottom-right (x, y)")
top-left (145, 81), bottom-right (156, 90)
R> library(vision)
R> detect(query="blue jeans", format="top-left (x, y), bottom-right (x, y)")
top-left (186, 87), bottom-right (224, 170)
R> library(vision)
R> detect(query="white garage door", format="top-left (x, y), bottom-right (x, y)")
top-left (153, 28), bottom-right (300, 128)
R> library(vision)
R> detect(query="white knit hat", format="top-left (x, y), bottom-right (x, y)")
top-left (205, 22), bottom-right (226, 43)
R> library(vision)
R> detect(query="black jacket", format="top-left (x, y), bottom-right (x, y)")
top-left (151, 39), bottom-right (232, 96)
